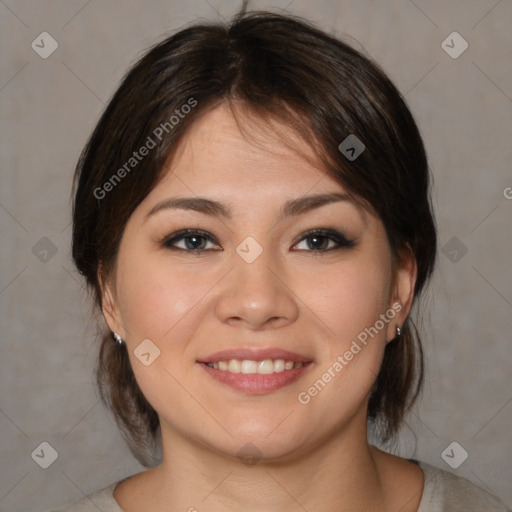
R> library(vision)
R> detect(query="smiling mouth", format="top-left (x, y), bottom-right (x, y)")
top-left (203, 359), bottom-right (311, 374)
top-left (197, 348), bottom-right (314, 393)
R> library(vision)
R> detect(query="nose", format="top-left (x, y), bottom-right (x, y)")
top-left (215, 245), bottom-right (299, 330)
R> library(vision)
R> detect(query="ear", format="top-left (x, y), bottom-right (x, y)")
top-left (97, 265), bottom-right (125, 338)
top-left (386, 245), bottom-right (417, 343)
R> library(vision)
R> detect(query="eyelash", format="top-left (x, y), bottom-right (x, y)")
top-left (161, 228), bottom-right (356, 255)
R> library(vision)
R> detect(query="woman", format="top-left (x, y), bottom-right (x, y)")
top-left (55, 9), bottom-right (508, 512)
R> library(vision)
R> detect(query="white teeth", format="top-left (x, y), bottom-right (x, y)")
top-left (228, 359), bottom-right (241, 373)
top-left (206, 359), bottom-right (306, 374)
top-left (241, 360), bottom-right (258, 374)
top-left (274, 359), bottom-right (285, 372)
top-left (258, 359), bottom-right (274, 374)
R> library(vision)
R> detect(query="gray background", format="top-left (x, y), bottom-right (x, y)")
top-left (1, 0), bottom-right (511, 510)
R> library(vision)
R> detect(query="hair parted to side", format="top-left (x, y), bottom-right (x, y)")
top-left (71, 10), bottom-right (437, 466)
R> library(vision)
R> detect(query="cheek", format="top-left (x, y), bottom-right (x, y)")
top-left (115, 249), bottom-right (213, 342)
top-left (296, 254), bottom-right (392, 408)
top-left (114, 252), bottom-right (215, 416)
top-left (303, 257), bottom-right (391, 345)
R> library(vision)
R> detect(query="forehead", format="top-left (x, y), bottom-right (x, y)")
top-left (133, 103), bottom-right (378, 229)
top-left (162, 103), bottom-right (330, 192)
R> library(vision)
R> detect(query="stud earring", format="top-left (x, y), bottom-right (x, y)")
top-left (113, 332), bottom-right (124, 345)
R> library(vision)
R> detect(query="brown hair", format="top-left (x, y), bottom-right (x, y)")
top-left (71, 10), bottom-right (437, 466)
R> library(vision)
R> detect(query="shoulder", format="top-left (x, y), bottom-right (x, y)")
top-left (416, 460), bottom-right (510, 512)
top-left (47, 480), bottom-right (125, 512)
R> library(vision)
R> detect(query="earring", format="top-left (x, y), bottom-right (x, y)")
top-left (113, 332), bottom-right (124, 345)
top-left (387, 325), bottom-right (402, 345)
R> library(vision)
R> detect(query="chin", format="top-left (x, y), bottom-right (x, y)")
top-left (213, 435), bottom-right (306, 466)
top-left (195, 417), bottom-right (312, 465)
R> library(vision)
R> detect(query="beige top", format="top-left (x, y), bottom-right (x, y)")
top-left (48, 460), bottom-right (509, 511)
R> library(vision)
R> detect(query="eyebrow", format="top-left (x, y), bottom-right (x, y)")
top-left (145, 192), bottom-right (362, 223)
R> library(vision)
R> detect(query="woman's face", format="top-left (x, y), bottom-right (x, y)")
top-left (101, 104), bottom-right (415, 462)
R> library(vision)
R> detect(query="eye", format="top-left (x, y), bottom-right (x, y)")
top-left (162, 229), bottom-right (221, 252)
top-left (161, 228), bottom-right (356, 254)
top-left (292, 228), bottom-right (356, 253)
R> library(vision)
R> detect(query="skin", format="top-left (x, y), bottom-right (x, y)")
top-left (101, 103), bottom-right (423, 511)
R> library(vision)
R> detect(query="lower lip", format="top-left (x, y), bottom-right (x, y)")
top-left (198, 363), bottom-right (312, 393)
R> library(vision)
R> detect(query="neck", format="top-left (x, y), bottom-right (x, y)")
top-left (144, 421), bottom-right (391, 512)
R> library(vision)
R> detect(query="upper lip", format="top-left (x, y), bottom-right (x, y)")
top-left (197, 348), bottom-right (313, 364)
